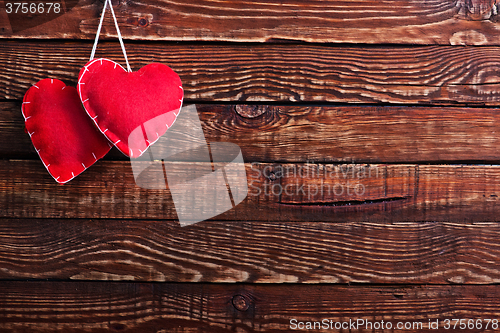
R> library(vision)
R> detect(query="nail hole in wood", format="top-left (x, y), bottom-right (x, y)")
top-left (232, 294), bottom-right (250, 311)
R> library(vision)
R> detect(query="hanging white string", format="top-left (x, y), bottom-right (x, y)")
top-left (108, 0), bottom-right (131, 72)
top-left (89, 0), bottom-right (132, 72)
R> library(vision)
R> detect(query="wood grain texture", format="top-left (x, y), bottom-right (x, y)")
top-left (6, 101), bottom-right (500, 163)
top-left (2, 281), bottom-right (500, 332)
top-left (3, 42), bottom-right (500, 104)
top-left (141, 104), bottom-right (500, 163)
top-left (1, 0), bottom-right (499, 45)
top-left (3, 220), bottom-right (500, 284)
top-left (2, 160), bottom-right (500, 222)
top-left (4, 0), bottom-right (500, 328)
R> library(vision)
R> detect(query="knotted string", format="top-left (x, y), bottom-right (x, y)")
top-left (89, 0), bottom-right (131, 72)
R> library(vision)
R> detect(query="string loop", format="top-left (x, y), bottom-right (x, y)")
top-left (89, 0), bottom-right (131, 72)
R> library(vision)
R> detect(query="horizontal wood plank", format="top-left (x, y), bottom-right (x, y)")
top-left (3, 42), bottom-right (500, 104)
top-left (1, 0), bottom-right (499, 45)
top-left (3, 220), bottom-right (500, 284)
top-left (5, 101), bottom-right (500, 163)
top-left (2, 160), bottom-right (500, 222)
top-left (3, 1), bottom-right (497, 329)
top-left (1, 281), bottom-right (500, 332)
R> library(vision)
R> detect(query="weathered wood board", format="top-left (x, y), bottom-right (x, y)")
top-left (2, 160), bottom-right (500, 222)
top-left (3, 42), bottom-right (500, 104)
top-left (2, 220), bottom-right (500, 284)
top-left (2, 0), bottom-right (500, 331)
top-left (2, 281), bottom-right (500, 332)
top-left (4, 102), bottom-right (500, 163)
top-left (2, 0), bottom-right (500, 45)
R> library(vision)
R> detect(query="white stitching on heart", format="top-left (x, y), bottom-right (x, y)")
top-left (79, 60), bottom-right (126, 154)
top-left (24, 81), bottom-right (107, 184)
top-left (21, 103), bottom-right (31, 120)
top-left (40, 158), bottom-right (49, 169)
top-left (78, 58), bottom-right (183, 158)
top-left (24, 112), bottom-right (59, 183)
top-left (82, 98), bottom-right (89, 103)
top-left (27, 125), bottom-right (64, 184)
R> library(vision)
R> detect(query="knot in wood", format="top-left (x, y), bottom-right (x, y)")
top-left (232, 294), bottom-right (250, 311)
top-left (267, 171), bottom-right (277, 181)
top-left (138, 18), bottom-right (149, 27)
top-left (456, 0), bottom-right (499, 20)
top-left (234, 105), bottom-right (268, 118)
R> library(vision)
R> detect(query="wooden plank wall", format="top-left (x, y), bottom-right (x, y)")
top-left (2, 0), bottom-right (500, 331)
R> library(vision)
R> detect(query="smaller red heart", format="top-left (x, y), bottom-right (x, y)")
top-left (78, 59), bottom-right (183, 158)
top-left (22, 79), bottom-right (112, 184)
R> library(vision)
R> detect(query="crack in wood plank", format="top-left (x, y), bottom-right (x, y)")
top-left (278, 196), bottom-right (410, 207)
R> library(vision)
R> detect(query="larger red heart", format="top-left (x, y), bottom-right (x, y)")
top-left (22, 79), bottom-right (112, 184)
top-left (78, 59), bottom-right (184, 158)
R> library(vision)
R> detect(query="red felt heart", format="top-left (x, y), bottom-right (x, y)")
top-left (77, 58), bottom-right (184, 158)
top-left (22, 79), bottom-right (112, 184)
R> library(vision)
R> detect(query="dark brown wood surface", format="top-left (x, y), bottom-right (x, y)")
top-left (3, 42), bottom-right (500, 104)
top-left (5, 101), bottom-right (500, 163)
top-left (2, 220), bottom-right (500, 284)
top-left (3, 160), bottom-right (500, 222)
top-left (3, 0), bottom-right (500, 331)
top-left (3, 281), bottom-right (500, 333)
top-left (2, 0), bottom-right (500, 45)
